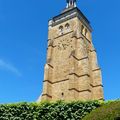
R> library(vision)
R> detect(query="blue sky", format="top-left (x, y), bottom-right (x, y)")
top-left (0, 0), bottom-right (120, 103)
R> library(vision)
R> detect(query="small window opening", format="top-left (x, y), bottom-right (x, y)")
top-left (81, 25), bottom-right (84, 34)
top-left (85, 29), bottom-right (88, 37)
top-left (65, 23), bottom-right (70, 32)
top-left (65, 23), bottom-right (70, 29)
top-left (59, 26), bottom-right (63, 35)
top-left (61, 92), bottom-right (64, 100)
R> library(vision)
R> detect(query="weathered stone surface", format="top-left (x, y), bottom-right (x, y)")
top-left (40, 7), bottom-right (104, 101)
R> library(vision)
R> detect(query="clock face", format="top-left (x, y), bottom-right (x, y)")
top-left (57, 39), bottom-right (73, 50)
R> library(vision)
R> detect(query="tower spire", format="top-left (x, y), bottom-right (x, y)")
top-left (66, 0), bottom-right (77, 8)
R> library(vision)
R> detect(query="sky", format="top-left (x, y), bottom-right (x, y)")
top-left (0, 0), bottom-right (120, 104)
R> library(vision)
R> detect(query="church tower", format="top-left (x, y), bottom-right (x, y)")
top-left (41, 0), bottom-right (104, 101)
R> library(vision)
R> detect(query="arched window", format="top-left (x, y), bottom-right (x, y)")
top-left (70, 0), bottom-right (73, 6)
top-left (85, 29), bottom-right (88, 37)
top-left (81, 25), bottom-right (84, 34)
top-left (65, 23), bottom-right (70, 32)
top-left (59, 26), bottom-right (63, 35)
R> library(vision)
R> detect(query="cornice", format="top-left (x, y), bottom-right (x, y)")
top-left (49, 7), bottom-right (92, 32)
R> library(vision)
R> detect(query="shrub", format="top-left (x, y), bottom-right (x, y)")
top-left (0, 101), bottom-right (100, 120)
top-left (83, 101), bottom-right (120, 120)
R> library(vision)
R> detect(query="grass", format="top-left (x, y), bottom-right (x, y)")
top-left (82, 100), bottom-right (120, 120)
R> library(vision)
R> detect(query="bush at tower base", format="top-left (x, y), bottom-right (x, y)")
top-left (0, 101), bottom-right (100, 120)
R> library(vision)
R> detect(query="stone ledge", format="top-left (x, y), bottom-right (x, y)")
top-left (43, 73), bottom-right (90, 85)
top-left (90, 84), bottom-right (103, 88)
top-left (47, 64), bottom-right (54, 69)
top-left (69, 88), bottom-right (91, 93)
top-left (43, 80), bottom-right (52, 84)
top-left (42, 94), bottom-right (52, 98)
top-left (43, 79), bottom-right (69, 84)
top-left (90, 49), bottom-right (96, 52)
top-left (71, 35), bottom-right (91, 44)
top-left (92, 68), bottom-right (101, 72)
top-left (69, 73), bottom-right (90, 78)
top-left (47, 45), bottom-right (56, 48)
top-left (53, 79), bottom-right (69, 84)
top-left (54, 31), bottom-right (73, 39)
top-left (72, 55), bottom-right (89, 61)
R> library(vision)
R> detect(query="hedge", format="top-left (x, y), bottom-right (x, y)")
top-left (0, 101), bottom-right (100, 120)
top-left (83, 101), bottom-right (120, 120)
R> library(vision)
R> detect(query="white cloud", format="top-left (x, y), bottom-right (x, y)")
top-left (0, 59), bottom-right (22, 76)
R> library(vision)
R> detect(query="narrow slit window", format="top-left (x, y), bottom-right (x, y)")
top-left (61, 92), bottom-right (64, 100)
top-left (81, 25), bottom-right (84, 34)
top-left (85, 29), bottom-right (88, 37)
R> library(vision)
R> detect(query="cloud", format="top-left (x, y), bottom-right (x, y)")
top-left (0, 59), bottom-right (22, 76)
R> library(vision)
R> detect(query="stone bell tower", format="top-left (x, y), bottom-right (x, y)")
top-left (41, 0), bottom-right (104, 101)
